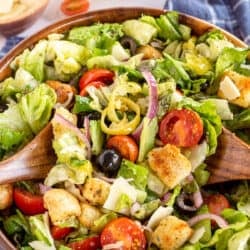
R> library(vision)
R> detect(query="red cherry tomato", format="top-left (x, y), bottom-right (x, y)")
top-left (106, 135), bottom-right (139, 162)
top-left (159, 109), bottom-right (203, 147)
top-left (100, 217), bottom-right (146, 250)
top-left (51, 226), bottom-right (73, 240)
top-left (68, 235), bottom-right (101, 250)
top-left (79, 81), bottom-right (105, 96)
top-left (13, 188), bottom-right (46, 215)
top-left (204, 194), bottom-right (230, 216)
top-left (60, 0), bottom-right (90, 16)
top-left (79, 69), bottom-right (114, 91)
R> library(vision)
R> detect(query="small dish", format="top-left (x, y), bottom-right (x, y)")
top-left (0, 0), bottom-right (49, 36)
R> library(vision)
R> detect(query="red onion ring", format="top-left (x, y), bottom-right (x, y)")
top-left (132, 71), bottom-right (158, 142)
top-left (53, 113), bottom-right (91, 159)
top-left (38, 183), bottom-right (51, 194)
top-left (193, 190), bottom-right (203, 209)
top-left (177, 192), bottom-right (197, 212)
top-left (93, 171), bottom-right (116, 183)
top-left (188, 213), bottom-right (228, 228)
top-left (84, 116), bottom-right (90, 141)
top-left (142, 71), bottom-right (158, 119)
top-left (161, 192), bottom-right (171, 203)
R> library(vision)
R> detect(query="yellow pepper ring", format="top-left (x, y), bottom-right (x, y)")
top-left (101, 96), bottom-right (141, 135)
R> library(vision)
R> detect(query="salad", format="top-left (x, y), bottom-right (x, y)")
top-left (0, 11), bottom-right (249, 250)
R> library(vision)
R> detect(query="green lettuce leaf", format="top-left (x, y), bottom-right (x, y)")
top-left (11, 40), bottom-right (48, 82)
top-left (118, 159), bottom-right (149, 191)
top-left (68, 23), bottom-right (123, 52)
top-left (29, 213), bottom-right (55, 249)
top-left (0, 104), bottom-right (32, 157)
top-left (0, 68), bottom-right (38, 101)
top-left (19, 84), bottom-right (56, 134)
top-left (215, 47), bottom-right (250, 77)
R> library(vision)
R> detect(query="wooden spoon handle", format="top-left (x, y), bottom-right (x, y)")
top-left (0, 123), bottom-right (56, 184)
top-left (206, 128), bottom-right (250, 184)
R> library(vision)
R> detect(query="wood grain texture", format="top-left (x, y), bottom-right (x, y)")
top-left (0, 123), bottom-right (56, 184)
top-left (0, 7), bottom-right (249, 249)
top-left (206, 128), bottom-right (250, 184)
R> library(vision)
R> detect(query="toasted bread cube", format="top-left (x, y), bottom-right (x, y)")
top-left (44, 188), bottom-right (81, 226)
top-left (152, 216), bottom-right (193, 250)
top-left (148, 144), bottom-right (192, 189)
top-left (81, 178), bottom-right (110, 206)
top-left (78, 203), bottom-right (102, 228)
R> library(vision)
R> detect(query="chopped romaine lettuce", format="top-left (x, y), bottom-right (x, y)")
top-left (0, 68), bottom-right (38, 102)
top-left (11, 40), bottom-right (48, 82)
top-left (19, 84), bottom-right (56, 134)
top-left (29, 213), bottom-right (55, 249)
top-left (122, 19), bottom-right (157, 45)
top-left (118, 159), bottom-right (149, 190)
top-left (215, 47), bottom-right (250, 78)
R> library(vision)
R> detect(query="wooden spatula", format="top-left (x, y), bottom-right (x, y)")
top-left (0, 122), bottom-right (56, 184)
top-left (0, 124), bottom-right (249, 184)
top-left (206, 127), bottom-right (250, 184)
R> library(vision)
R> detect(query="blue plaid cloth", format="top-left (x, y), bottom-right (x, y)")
top-left (0, 0), bottom-right (250, 59)
top-left (164, 0), bottom-right (250, 45)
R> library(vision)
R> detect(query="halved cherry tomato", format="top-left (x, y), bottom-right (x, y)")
top-left (79, 69), bottom-right (114, 91)
top-left (51, 226), bottom-right (73, 240)
top-left (13, 188), bottom-right (46, 215)
top-left (68, 235), bottom-right (101, 250)
top-left (100, 217), bottom-right (146, 250)
top-left (60, 0), bottom-right (90, 16)
top-left (159, 109), bottom-right (203, 147)
top-left (79, 81), bottom-right (105, 96)
top-left (204, 194), bottom-right (230, 216)
top-left (106, 135), bottom-right (139, 162)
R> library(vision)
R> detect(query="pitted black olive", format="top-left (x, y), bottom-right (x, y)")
top-left (96, 149), bottom-right (122, 177)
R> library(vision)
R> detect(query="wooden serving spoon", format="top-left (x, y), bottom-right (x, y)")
top-left (0, 123), bottom-right (249, 184)
top-left (205, 127), bottom-right (250, 184)
top-left (0, 122), bottom-right (57, 184)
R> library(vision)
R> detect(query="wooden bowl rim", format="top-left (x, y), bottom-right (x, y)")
top-left (0, 7), bottom-right (247, 249)
top-left (0, 0), bottom-right (49, 25)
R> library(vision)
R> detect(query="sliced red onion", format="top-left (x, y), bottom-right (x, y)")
top-left (38, 183), bottom-right (51, 195)
top-left (193, 190), bottom-right (203, 209)
top-left (84, 116), bottom-right (90, 141)
top-left (130, 202), bottom-right (141, 215)
top-left (53, 113), bottom-right (91, 159)
top-left (93, 170), bottom-right (116, 183)
top-left (132, 71), bottom-right (158, 142)
top-left (102, 241), bottom-right (124, 250)
top-left (131, 122), bottom-right (143, 143)
top-left (161, 192), bottom-right (171, 203)
top-left (177, 192), bottom-right (197, 212)
top-left (188, 213), bottom-right (228, 228)
top-left (142, 71), bottom-right (158, 119)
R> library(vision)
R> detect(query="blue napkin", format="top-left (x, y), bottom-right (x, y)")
top-left (164, 0), bottom-right (250, 45)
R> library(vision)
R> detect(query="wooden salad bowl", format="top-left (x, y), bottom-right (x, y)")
top-left (0, 7), bottom-right (249, 249)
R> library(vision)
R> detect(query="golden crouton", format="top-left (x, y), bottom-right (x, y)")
top-left (78, 203), bottom-right (102, 228)
top-left (218, 70), bottom-right (250, 108)
top-left (0, 184), bottom-right (13, 210)
top-left (152, 216), bottom-right (193, 250)
top-left (44, 188), bottom-right (81, 226)
top-left (81, 178), bottom-right (110, 206)
top-left (148, 144), bottom-right (192, 189)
